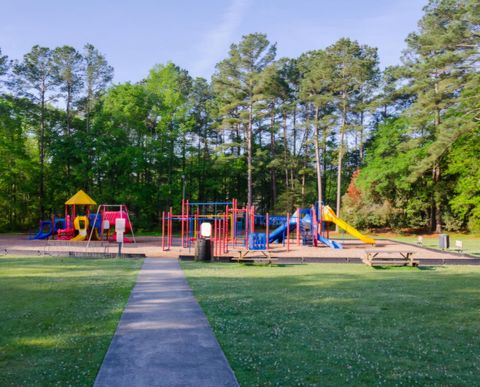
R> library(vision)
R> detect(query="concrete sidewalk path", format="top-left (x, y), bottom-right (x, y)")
top-left (95, 258), bottom-right (238, 387)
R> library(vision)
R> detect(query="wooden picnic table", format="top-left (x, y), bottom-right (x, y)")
top-left (364, 250), bottom-right (419, 267)
top-left (232, 249), bottom-right (275, 264)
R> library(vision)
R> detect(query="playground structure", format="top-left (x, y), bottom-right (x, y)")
top-left (161, 199), bottom-right (375, 256)
top-left (30, 190), bottom-right (136, 244)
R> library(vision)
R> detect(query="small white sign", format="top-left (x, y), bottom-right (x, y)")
top-left (200, 222), bottom-right (212, 238)
top-left (103, 220), bottom-right (110, 230)
top-left (115, 218), bottom-right (126, 233)
top-left (116, 231), bottom-right (124, 243)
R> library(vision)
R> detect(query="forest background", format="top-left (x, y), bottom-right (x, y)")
top-left (0, 0), bottom-right (478, 233)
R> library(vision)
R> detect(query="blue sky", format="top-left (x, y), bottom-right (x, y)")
top-left (1, 0), bottom-right (425, 83)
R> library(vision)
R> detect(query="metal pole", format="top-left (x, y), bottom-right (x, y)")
top-left (124, 205), bottom-right (136, 244)
top-left (117, 242), bottom-right (123, 258)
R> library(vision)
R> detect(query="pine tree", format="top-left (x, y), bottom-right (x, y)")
top-left (402, 0), bottom-right (479, 232)
top-left (212, 33), bottom-right (276, 208)
top-left (12, 46), bottom-right (57, 217)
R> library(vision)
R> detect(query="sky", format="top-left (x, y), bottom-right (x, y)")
top-left (0, 0), bottom-right (426, 83)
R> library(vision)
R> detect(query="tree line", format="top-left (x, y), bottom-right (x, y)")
top-left (0, 0), bottom-right (478, 232)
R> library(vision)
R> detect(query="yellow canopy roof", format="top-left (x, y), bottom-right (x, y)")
top-left (65, 190), bottom-right (97, 205)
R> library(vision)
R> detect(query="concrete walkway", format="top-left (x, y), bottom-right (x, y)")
top-left (95, 258), bottom-right (238, 387)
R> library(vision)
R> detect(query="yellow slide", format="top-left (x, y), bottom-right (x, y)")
top-left (322, 206), bottom-right (375, 245)
top-left (71, 216), bottom-right (88, 242)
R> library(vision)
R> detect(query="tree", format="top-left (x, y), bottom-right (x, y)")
top-left (51, 45), bottom-right (84, 135)
top-left (401, 0), bottom-right (479, 232)
top-left (212, 33), bottom-right (277, 208)
top-left (81, 44), bottom-right (113, 189)
top-left (322, 38), bottom-right (379, 222)
top-left (0, 48), bottom-right (9, 88)
top-left (13, 46), bottom-right (57, 217)
top-left (0, 96), bottom-right (38, 230)
top-left (82, 43), bottom-right (113, 132)
top-left (299, 49), bottom-right (332, 208)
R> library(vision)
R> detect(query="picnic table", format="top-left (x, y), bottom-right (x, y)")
top-left (363, 250), bottom-right (419, 267)
top-left (231, 232), bottom-right (276, 264)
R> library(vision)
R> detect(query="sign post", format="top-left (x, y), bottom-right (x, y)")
top-left (115, 218), bottom-right (126, 257)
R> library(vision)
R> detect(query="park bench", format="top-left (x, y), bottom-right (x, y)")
top-left (363, 250), bottom-right (418, 267)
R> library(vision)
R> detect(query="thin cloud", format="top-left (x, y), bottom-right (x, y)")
top-left (191, 0), bottom-right (251, 78)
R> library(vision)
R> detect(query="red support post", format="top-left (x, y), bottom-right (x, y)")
top-left (287, 212), bottom-right (291, 252)
top-left (186, 200), bottom-right (190, 248)
top-left (221, 219), bottom-right (224, 255)
top-left (169, 207), bottom-right (173, 249)
top-left (251, 206), bottom-right (255, 233)
top-left (214, 219), bottom-right (218, 257)
top-left (219, 219), bottom-right (222, 256)
top-left (161, 211), bottom-right (165, 251)
top-left (225, 206), bottom-right (229, 253)
top-left (180, 199), bottom-right (185, 248)
top-left (296, 208), bottom-right (301, 246)
top-left (266, 213), bottom-right (269, 250)
top-left (196, 207), bottom-right (200, 239)
top-left (245, 207), bottom-right (249, 249)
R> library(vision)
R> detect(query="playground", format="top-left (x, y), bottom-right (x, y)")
top-left (4, 196), bottom-right (478, 266)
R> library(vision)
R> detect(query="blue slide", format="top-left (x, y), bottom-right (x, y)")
top-left (268, 219), bottom-right (297, 243)
top-left (29, 220), bottom-right (53, 240)
top-left (267, 213), bottom-right (343, 249)
top-left (317, 235), bottom-right (343, 249)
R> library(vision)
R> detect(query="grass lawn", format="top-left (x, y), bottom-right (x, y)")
top-left (386, 234), bottom-right (480, 257)
top-left (182, 262), bottom-right (480, 386)
top-left (0, 256), bottom-right (142, 386)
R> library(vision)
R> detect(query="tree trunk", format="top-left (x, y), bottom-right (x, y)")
top-left (335, 93), bottom-right (347, 229)
top-left (39, 87), bottom-right (46, 218)
top-left (432, 81), bottom-right (442, 233)
top-left (282, 109), bottom-right (289, 189)
top-left (66, 84), bottom-right (72, 135)
top-left (433, 163), bottom-right (442, 233)
top-left (301, 172), bottom-right (305, 207)
top-left (270, 105), bottom-right (276, 208)
top-left (313, 106), bottom-right (323, 207)
top-left (247, 103), bottom-right (253, 208)
top-left (359, 111), bottom-right (364, 162)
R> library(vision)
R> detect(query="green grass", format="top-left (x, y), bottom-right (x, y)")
top-left (385, 233), bottom-right (480, 257)
top-left (0, 256), bottom-right (142, 386)
top-left (182, 262), bottom-right (480, 386)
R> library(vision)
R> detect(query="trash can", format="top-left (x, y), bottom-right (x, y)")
top-left (439, 234), bottom-right (449, 250)
top-left (195, 238), bottom-right (212, 261)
